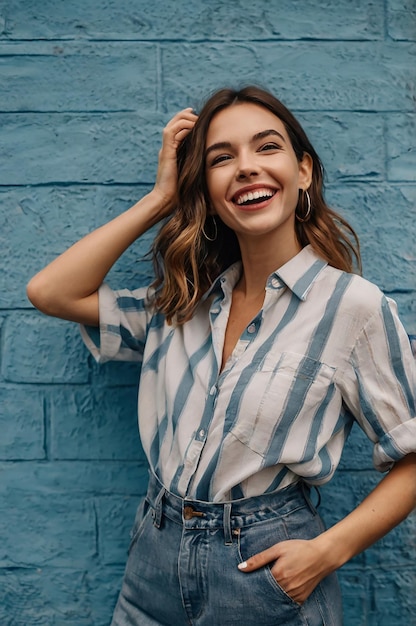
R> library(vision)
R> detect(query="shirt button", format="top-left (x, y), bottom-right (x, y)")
top-left (199, 429), bottom-right (205, 438)
top-left (247, 323), bottom-right (256, 334)
top-left (271, 277), bottom-right (280, 288)
top-left (209, 385), bottom-right (216, 395)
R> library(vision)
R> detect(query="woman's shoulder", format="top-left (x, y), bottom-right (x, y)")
top-left (321, 265), bottom-right (388, 322)
top-left (344, 270), bottom-right (384, 303)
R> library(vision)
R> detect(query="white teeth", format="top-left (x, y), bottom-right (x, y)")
top-left (236, 188), bottom-right (275, 205)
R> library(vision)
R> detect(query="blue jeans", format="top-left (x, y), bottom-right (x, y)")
top-left (111, 472), bottom-right (343, 625)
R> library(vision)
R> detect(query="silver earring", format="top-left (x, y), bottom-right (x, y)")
top-left (296, 189), bottom-right (311, 222)
top-left (202, 216), bottom-right (218, 241)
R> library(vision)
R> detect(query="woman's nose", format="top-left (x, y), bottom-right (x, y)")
top-left (236, 152), bottom-right (259, 179)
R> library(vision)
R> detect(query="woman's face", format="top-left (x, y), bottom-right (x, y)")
top-left (204, 102), bottom-right (312, 247)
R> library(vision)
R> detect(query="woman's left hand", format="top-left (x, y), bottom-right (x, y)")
top-left (238, 454), bottom-right (416, 605)
top-left (238, 537), bottom-right (331, 604)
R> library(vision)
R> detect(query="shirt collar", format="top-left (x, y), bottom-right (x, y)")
top-left (272, 245), bottom-right (328, 301)
top-left (202, 245), bottom-right (328, 302)
top-left (201, 262), bottom-right (242, 302)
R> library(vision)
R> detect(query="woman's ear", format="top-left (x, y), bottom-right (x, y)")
top-left (298, 152), bottom-right (313, 189)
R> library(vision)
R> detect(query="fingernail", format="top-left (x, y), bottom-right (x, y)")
top-left (238, 562), bottom-right (248, 570)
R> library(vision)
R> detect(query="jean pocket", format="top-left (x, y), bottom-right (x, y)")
top-left (263, 565), bottom-right (303, 607)
top-left (236, 517), bottom-right (302, 609)
top-left (128, 497), bottom-right (151, 555)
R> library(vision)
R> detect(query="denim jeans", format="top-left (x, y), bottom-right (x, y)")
top-left (111, 472), bottom-right (343, 625)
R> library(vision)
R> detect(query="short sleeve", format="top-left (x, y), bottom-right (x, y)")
top-left (338, 296), bottom-right (416, 472)
top-left (80, 283), bottom-right (153, 363)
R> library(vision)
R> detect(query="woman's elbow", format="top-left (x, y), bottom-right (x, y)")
top-left (26, 273), bottom-right (60, 316)
top-left (27, 274), bottom-right (99, 325)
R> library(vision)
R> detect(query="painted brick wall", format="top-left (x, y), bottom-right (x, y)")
top-left (1, 1), bottom-right (415, 624)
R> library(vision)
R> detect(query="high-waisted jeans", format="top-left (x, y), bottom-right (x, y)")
top-left (111, 472), bottom-right (343, 625)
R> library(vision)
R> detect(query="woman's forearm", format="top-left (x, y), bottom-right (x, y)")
top-left (27, 189), bottom-right (169, 325)
top-left (313, 452), bottom-right (416, 574)
top-left (238, 453), bottom-right (416, 604)
top-left (27, 109), bottom-right (198, 326)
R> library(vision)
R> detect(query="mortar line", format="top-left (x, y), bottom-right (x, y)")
top-left (155, 43), bottom-right (162, 113)
top-left (42, 394), bottom-right (51, 461)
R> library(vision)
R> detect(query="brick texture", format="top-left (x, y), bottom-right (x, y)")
top-left (1, 1), bottom-right (415, 624)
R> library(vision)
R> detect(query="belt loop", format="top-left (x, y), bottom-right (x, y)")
top-left (301, 481), bottom-right (317, 516)
top-left (153, 485), bottom-right (165, 529)
top-left (223, 503), bottom-right (232, 545)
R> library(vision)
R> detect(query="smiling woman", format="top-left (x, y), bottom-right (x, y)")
top-left (150, 86), bottom-right (360, 325)
top-left (26, 86), bottom-right (416, 626)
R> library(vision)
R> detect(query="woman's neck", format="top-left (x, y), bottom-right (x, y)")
top-left (236, 234), bottom-right (302, 298)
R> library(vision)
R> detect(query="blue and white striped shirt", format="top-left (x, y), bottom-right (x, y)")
top-left (81, 245), bottom-right (416, 502)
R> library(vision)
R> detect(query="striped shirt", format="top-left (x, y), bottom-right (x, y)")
top-left (81, 245), bottom-right (416, 502)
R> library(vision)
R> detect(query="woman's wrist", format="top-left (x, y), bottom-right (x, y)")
top-left (148, 186), bottom-right (176, 218)
top-left (123, 188), bottom-right (174, 235)
top-left (310, 530), bottom-right (350, 576)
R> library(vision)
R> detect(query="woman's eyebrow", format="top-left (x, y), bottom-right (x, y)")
top-left (205, 141), bottom-right (232, 158)
top-left (253, 129), bottom-right (286, 143)
top-left (205, 129), bottom-right (286, 159)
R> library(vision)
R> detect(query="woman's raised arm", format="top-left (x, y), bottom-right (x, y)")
top-left (26, 109), bottom-right (197, 326)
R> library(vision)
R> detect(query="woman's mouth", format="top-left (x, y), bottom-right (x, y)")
top-left (233, 187), bottom-right (277, 209)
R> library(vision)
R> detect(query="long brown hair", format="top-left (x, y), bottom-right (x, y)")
top-left (150, 86), bottom-right (361, 324)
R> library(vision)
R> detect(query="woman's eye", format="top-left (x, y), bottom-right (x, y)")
top-left (259, 142), bottom-right (281, 151)
top-left (210, 154), bottom-right (231, 166)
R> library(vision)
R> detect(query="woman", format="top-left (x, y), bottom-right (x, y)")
top-left (27, 86), bottom-right (416, 626)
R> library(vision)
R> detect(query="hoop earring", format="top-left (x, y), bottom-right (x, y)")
top-left (296, 189), bottom-right (311, 223)
top-left (202, 216), bottom-right (218, 241)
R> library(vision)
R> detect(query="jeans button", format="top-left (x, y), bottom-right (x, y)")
top-left (183, 506), bottom-right (204, 520)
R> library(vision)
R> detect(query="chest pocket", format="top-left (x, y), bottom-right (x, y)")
top-left (229, 351), bottom-right (337, 458)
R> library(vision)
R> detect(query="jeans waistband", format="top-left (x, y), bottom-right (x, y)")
top-left (146, 471), bottom-right (318, 545)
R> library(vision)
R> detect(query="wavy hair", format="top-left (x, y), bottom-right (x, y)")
top-left (150, 86), bottom-right (360, 324)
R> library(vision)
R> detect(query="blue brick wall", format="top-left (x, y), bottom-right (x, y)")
top-left (1, 1), bottom-right (415, 624)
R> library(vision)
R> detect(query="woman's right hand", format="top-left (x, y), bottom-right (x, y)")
top-left (27, 109), bottom-right (198, 326)
top-left (152, 108), bottom-right (198, 215)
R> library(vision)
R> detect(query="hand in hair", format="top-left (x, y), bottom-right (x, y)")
top-left (153, 108), bottom-right (198, 215)
top-left (26, 108), bottom-right (198, 325)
